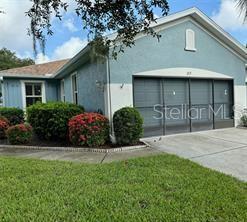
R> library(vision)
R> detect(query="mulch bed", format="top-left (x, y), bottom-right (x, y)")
top-left (0, 134), bottom-right (145, 149)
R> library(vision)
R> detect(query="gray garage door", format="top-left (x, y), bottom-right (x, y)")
top-left (134, 78), bottom-right (234, 137)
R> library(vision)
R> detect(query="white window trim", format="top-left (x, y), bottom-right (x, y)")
top-left (185, 29), bottom-right (197, 52)
top-left (1, 78), bottom-right (4, 107)
top-left (71, 72), bottom-right (78, 104)
top-left (21, 80), bottom-right (46, 109)
top-left (60, 79), bottom-right (65, 102)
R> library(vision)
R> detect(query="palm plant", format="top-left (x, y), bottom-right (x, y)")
top-left (235, 0), bottom-right (247, 21)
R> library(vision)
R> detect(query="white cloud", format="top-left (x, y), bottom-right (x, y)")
top-left (35, 53), bottom-right (50, 64)
top-left (212, 0), bottom-right (247, 30)
top-left (0, 0), bottom-right (33, 53)
top-left (63, 18), bottom-right (79, 32)
top-left (52, 37), bottom-right (87, 60)
top-left (35, 37), bottom-right (87, 64)
top-left (154, 14), bottom-right (160, 19)
top-left (0, 0), bottom-right (86, 64)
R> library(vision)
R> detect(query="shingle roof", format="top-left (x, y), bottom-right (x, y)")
top-left (0, 59), bottom-right (70, 78)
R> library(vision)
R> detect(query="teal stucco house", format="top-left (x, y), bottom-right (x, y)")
top-left (0, 8), bottom-right (246, 137)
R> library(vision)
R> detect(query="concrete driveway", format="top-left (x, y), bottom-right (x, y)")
top-left (143, 128), bottom-right (247, 182)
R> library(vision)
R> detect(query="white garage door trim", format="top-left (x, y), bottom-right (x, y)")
top-left (134, 68), bottom-right (233, 80)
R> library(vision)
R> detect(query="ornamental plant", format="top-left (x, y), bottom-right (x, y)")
top-left (113, 107), bottom-right (143, 145)
top-left (0, 116), bottom-right (10, 139)
top-left (240, 114), bottom-right (247, 127)
top-left (6, 124), bottom-right (33, 145)
top-left (68, 113), bottom-right (109, 147)
top-left (0, 107), bottom-right (24, 125)
top-left (27, 102), bottom-right (84, 140)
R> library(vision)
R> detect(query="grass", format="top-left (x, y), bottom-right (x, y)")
top-left (0, 155), bottom-right (246, 222)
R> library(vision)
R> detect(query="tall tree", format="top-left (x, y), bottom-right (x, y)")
top-left (26, 0), bottom-right (169, 59)
top-left (0, 48), bottom-right (35, 71)
top-left (235, 0), bottom-right (247, 21)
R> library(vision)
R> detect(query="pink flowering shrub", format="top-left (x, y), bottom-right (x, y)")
top-left (6, 123), bottom-right (33, 145)
top-left (0, 116), bottom-right (10, 139)
top-left (68, 113), bottom-right (109, 147)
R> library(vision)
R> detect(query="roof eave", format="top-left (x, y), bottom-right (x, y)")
top-left (51, 7), bottom-right (247, 79)
top-left (0, 74), bottom-right (53, 79)
top-left (190, 9), bottom-right (247, 59)
top-left (52, 45), bottom-right (91, 79)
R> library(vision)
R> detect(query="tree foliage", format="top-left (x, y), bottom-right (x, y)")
top-left (235, 0), bottom-right (247, 21)
top-left (26, 0), bottom-right (169, 59)
top-left (0, 48), bottom-right (34, 71)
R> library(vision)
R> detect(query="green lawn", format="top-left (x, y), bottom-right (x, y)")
top-left (0, 155), bottom-right (246, 222)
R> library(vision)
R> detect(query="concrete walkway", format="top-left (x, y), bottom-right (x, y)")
top-left (0, 147), bottom-right (162, 164)
top-left (1, 128), bottom-right (246, 181)
top-left (143, 128), bottom-right (247, 181)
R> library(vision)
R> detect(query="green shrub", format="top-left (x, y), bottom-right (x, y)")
top-left (113, 107), bottom-right (143, 145)
top-left (0, 107), bottom-right (24, 125)
top-left (27, 102), bottom-right (84, 140)
top-left (0, 116), bottom-right (10, 139)
top-left (68, 113), bottom-right (109, 147)
top-left (6, 123), bottom-right (33, 145)
top-left (240, 114), bottom-right (247, 127)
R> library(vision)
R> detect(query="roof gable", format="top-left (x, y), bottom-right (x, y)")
top-left (54, 8), bottom-right (246, 78)
top-left (130, 8), bottom-right (246, 60)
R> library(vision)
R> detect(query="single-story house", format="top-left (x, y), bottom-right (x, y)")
top-left (0, 8), bottom-right (246, 137)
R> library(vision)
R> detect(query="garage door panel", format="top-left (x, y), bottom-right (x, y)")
top-left (133, 78), bottom-right (234, 137)
top-left (163, 79), bottom-right (189, 105)
top-left (190, 80), bottom-right (213, 104)
top-left (190, 80), bottom-right (213, 131)
top-left (134, 79), bottom-right (161, 107)
top-left (138, 107), bottom-right (163, 137)
top-left (214, 80), bottom-right (234, 129)
top-left (163, 79), bottom-right (190, 135)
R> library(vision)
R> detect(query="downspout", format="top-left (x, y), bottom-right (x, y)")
top-left (246, 64), bottom-right (247, 110)
top-left (106, 55), bottom-right (116, 143)
top-left (0, 76), bottom-right (4, 107)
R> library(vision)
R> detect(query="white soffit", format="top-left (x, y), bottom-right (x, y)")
top-left (134, 68), bottom-right (233, 79)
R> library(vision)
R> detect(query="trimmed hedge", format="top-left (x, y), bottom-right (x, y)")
top-left (240, 114), bottom-right (247, 127)
top-left (68, 113), bottom-right (109, 147)
top-left (27, 102), bottom-right (84, 140)
top-left (7, 123), bottom-right (33, 145)
top-left (0, 107), bottom-right (24, 125)
top-left (0, 116), bottom-right (10, 139)
top-left (113, 107), bottom-right (143, 145)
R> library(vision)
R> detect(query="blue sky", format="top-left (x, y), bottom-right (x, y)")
top-left (0, 0), bottom-right (246, 63)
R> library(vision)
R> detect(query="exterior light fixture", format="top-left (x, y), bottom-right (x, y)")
top-left (95, 80), bottom-right (105, 91)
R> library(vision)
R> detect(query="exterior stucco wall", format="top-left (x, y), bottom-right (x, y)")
top-left (3, 79), bottom-right (22, 108)
top-left (108, 20), bottom-right (246, 114)
top-left (3, 78), bottom-right (59, 109)
top-left (45, 79), bottom-right (60, 102)
top-left (110, 20), bottom-right (245, 84)
top-left (63, 74), bottom-right (73, 102)
top-left (62, 61), bottom-right (107, 113)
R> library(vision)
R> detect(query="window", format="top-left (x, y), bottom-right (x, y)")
top-left (185, 29), bottom-right (196, 51)
top-left (25, 83), bottom-right (43, 107)
top-left (72, 74), bottom-right (78, 104)
top-left (61, 79), bottom-right (65, 102)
